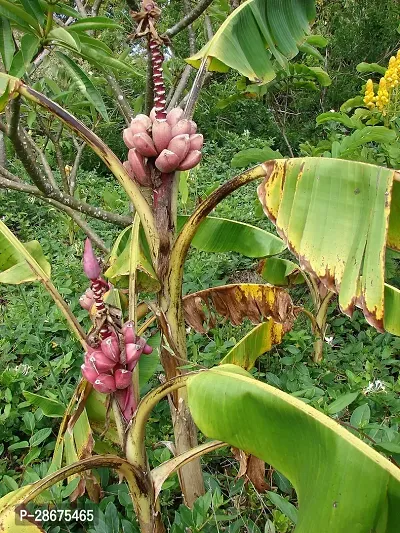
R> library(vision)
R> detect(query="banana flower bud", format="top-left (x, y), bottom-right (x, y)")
top-left (83, 239), bottom-right (101, 280)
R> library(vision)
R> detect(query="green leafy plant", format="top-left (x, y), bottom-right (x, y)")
top-left (0, 1), bottom-right (400, 533)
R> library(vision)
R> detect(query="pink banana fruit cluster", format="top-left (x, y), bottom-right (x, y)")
top-left (81, 321), bottom-right (153, 420)
top-left (123, 107), bottom-right (203, 187)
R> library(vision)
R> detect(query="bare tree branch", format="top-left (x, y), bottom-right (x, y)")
top-left (167, 0), bottom-right (198, 111)
top-left (22, 129), bottom-right (59, 190)
top-left (204, 14), bottom-right (213, 40)
top-left (74, 0), bottom-right (87, 17)
top-left (164, 0), bottom-right (214, 39)
top-left (69, 140), bottom-right (85, 195)
top-left (64, 208), bottom-right (109, 253)
top-left (0, 163), bottom-right (22, 183)
top-left (106, 75), bottom-right (134, 124)
top-left (183, 58), bottom-right (210, 119)
top-left (167, 65), bottom-right (192, 111)
top-left (0, 131), bottom-right (6, 168)
top-left (184, 0), bottom-right (196, 55)
top-left (0, 171), bottom-right (109, 252)
top-left (8, 100), bottom-right (55, 195)
top-left (91, 0), bottom-right (104, 16)
top-left (0, 167), bottom-right (132, 228)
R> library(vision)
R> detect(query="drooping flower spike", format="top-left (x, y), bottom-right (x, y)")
top-left (81, 319), bottom-right (153, 422)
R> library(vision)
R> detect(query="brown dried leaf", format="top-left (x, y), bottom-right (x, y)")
top-left (183, 283), bottom-right (295, 333)
top-left (232, 447), bottom-right (270, 493)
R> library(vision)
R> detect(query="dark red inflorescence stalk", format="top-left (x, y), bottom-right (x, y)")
top-left (149, 37), bottom-right (167, 120)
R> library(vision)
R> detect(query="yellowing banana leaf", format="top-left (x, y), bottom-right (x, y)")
top-left (0, 231), bottom-right (50, 284)
top-left (186, 0), bottom-right (316, 83)
top-left (0, 72), bottom-right (21, 109)
top-left (258, 257), bottom-right (304, 286)
top-left (85, 389), bottom-right (120, 445)
top-left (178, 215), bottom-right (286, 257)
top-left (187, 365), bottom-right (400, 533)
top-left (183, 283), bottom-right (295, 333)
top-left (220, 321), bottom-right (286, 370)
top-left (0, 485), bottom-right (44, 532)
top-left (105, 225), bottom-right (160, 293)
top-left (257, 158), bottom-right (400, 334)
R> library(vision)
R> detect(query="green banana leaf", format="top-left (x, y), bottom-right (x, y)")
top-left (258, 257), bottom-right (305, 286)
top-left (257, 158), bottom-right (400, 335)
top-left (105, 225), bottom-right (160, 293)
top-left (178, 215), bottom-right (286, 257)
top-left (220, 321), bottom-right (285, 370)
top-left (186, 0), bottom-right (316, 83)
top-left (0, 232), bottom-right (50, 284)
top-left (187, 365), bottom-right (400, 533)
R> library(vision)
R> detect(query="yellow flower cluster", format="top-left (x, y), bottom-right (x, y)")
top-left (376, 78), bottom-right (389, 112)
top-left (363, 79), bottom-right (375, 109)
top-left (363, 50), bottom-right (400, 114)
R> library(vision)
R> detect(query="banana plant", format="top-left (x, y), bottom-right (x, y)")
top-left (1, 1), bottom-right (400, 532)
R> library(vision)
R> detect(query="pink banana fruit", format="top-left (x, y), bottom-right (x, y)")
top-left (171, 119), bottom-right (192, 137)
top-left (86, 350), bottom-right (116, 373)
top-left (123, 128), bottom-right (136, 149)
top-left (93, 373), bottom-right (116, 394)
top-left (166, 107), bottom-right (184, 126)
top-left (132, 132), bottom-right (158, 157)
top-left (126, 342), bottom-right (143, 366)
top-left (189, 134), bottom-right (203, 151)
top-left (189, 120), bottom-right (197, 134)
top-left (116, 387), bottom-right (136, 421)
top-left (167, 134), bottom-right (190, 163)
top-left (114, 368), bottom-right (133, 389)
top-left (152, 119), bottom-right (172, 152)
top-left (128, 149), bottom-right (152, 187)
top-left (122, 321), bottom-right (136, 344)
top-left (101, 335), bottom-right (121, 362)
top-left (142, 342), bottom-right (153, 355)
top-left (150, 107), bottom-right (157, 122)
top-left (177, 150), bottom-right (202, 171)
top-left (79, 288), bottom-right (94, 311)
top-left (155, 149), bottom-right (180, 173)
top-left (81, 363), bottom-right (98, 383)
